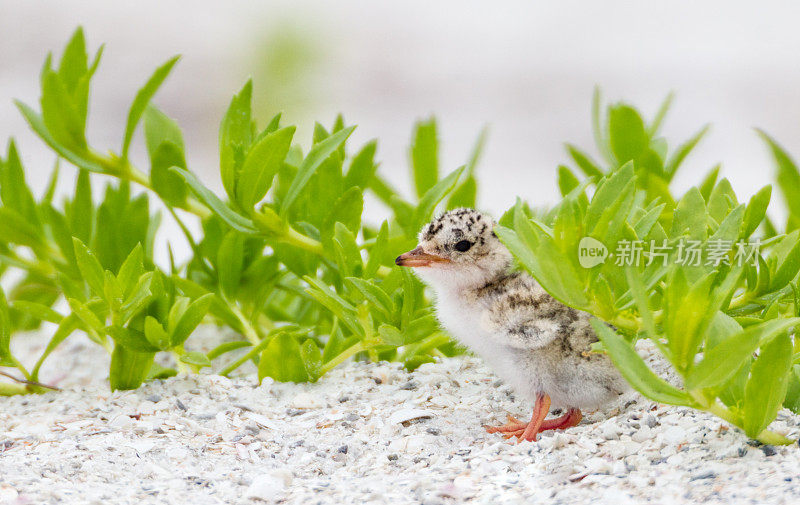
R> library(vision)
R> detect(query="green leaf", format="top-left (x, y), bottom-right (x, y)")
top-left (304, 276), bottom-right (364, 337)
top-left (742, 331), bottom-right (793, 437)
top-left (447, 175), bottom-right (477, 209)
top-left (72, 237), bottom-right (106, 296)
top-left (670, 187), bottom-right (707, 240)
top-left (67, 297), bottom-right (105, 333)
top-left (219, 80), bottom-right (253, 200)
top-left (412, 166), bottom-right (464, 232)
top-left (144, 316), bottom-right (170, 350)
top-left (706, 179), bottom-right (737, 224)
top-left (378, 324), bottom-right (406, 346)
top-left (743, 186), bottom-right (771, 238)
top-left (236, 126), bottom-right (295, 210)
top-left (258, 333), bottom-right (309, 382)
top-left (11, 301), bottom-right (64, 325)
top-left (207, 341), bottom-right (252, 360)
top-left (300, 339), bottom-right (323, 382)
top-left (106, 325), bottom-right (160, 353)
top-left (144, 105), bottom-right (184, 153)
top-left (346, 277), bottom-right (395, 318)
top-left (344, 139), bottom-right (378, 189)
top-left (147, 363), bottom-right (178, 380)
top-left (625, 269), bottom-right (656, 339)
top-left (31, 314), bottom-right (79, 380)
top-left (0, 288), bottom-right (11, 363)
top-left (69, 169), bottom-right (93, 243)
top-left (149, 143), bottom-right (188, 206)
top-left (506, 213), bottom-right (589, 308)
top-left (15, 101), bottom-right (105, 174)
top-left (584, 162), bottom-right (634, 234)
top-left (40, 68), bottom-right (86, 151)
top-left (608, 104), bottom-right (647, 164)
top-left (565, 144), bottom-right (603, 178)
top-left (171, 168), bottom-right (257, 233)
top-left (757, 130), bottom-right (800, 230)
top-left (144, 106), bottom-right (187, 206)
top-left (169, 293), bottom-right (214, 347)
top-left (0, 141), bottom-right (39, 225)
top-left (180, 351), bottom-right (212, 368)
top-left (664, 125), bottom-right (710, 179)
top-left (121, 56), bottom-right (180, 159)
top-left (632, 202), bottom-right (665, 240)
top-left (109, 344), bottom-right (155, 391)
top-left (217, 231), bottom-right (244, 299)
top-left (0, 207), bottom-right (45, 249)
top-left (364, 221), bottom-right (389, 278)
top-left (57, 28), bottom-right (88, 94)
top-left (410, 118), bottom-right (439, 198)
top-left (784, 365), bottom-right (800, 415)
top-left (770, 239), bottom-right (800, 292)
top-left (280, 125), bottom-right (356, 214)
top-left (708, 204), bottom-right (744, 243)
top-left (557, 165), bottom-right (580, 197)
top-left (686, 318), bottom-right (800, 391)
top-left (325, 188), bottom-right (363, 238)
top-left (119, 272), bottom-right (158, 323)
top-left (591, 319), bottom-right (692, 405)
top-left (647, 92), bottom-right (673, 137)
top-left (591, 87), bottom-right (614, 164)
top-left (257, 112), bottom-right (283, 140)
top-left (116, 244), bottom-right (144, 298)
top-left (400, 268), bottom-right (419, 329)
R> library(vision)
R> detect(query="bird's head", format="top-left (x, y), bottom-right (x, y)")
top-left (395, 208), bottom-right (512, 289)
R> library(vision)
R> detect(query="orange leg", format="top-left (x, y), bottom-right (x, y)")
top-left (485, 395), bottom-right (583, 443)
top-left (520, 393), bottom-right (550, 441)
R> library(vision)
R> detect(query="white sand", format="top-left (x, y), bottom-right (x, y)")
top-left (2, 331), bottom-right (800, 504)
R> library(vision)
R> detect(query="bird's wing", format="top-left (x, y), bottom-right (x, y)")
top-left (482, 287), bottom-right (579, 350)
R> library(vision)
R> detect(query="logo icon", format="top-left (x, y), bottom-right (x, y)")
top-left (578, 237), bottom-right (608, 268)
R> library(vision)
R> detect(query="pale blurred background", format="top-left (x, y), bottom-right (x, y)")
top-left (2, 0), bottom-right (800, 232)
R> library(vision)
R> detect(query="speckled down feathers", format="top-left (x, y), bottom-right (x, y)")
top-left (412, 208), bottom-right (628, 410)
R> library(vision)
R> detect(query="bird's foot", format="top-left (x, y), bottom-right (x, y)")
top-left (484, 414), bottom-right (529, 437)
top-left (485, 408), bottom-right (583, 443)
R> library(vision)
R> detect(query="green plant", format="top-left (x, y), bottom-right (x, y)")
top-left (3, 28), bottom-right (799, 449)
top-left (1, 28), bottom-right (484, 394)
top-left (498, 91), bottom-right (800, 444)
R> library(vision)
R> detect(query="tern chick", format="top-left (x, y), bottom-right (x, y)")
top-left (396, 208), bottom-right (628, 442)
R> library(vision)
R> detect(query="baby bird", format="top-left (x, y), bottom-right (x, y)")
top-left (396, 208), bottom-right (628, 442)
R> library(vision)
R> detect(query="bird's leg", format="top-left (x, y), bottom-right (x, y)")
top-left (520, 393), bottom-right (550, 442)
top-left (484, 393), bottom-right (552, 442)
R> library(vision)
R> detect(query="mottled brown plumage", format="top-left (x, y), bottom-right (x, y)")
top-left (396, 208), bottom-right (627, 442)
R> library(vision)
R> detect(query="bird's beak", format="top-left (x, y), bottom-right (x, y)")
top-left (395, 246), bottom-right (450, 268)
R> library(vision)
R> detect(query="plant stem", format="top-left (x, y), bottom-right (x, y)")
top-left (728, 292), bottom-right (752, 310)
top-left (0, 382), bottom-right (28, 396)
top-left (219, 335), bottom-right (274, 377)
top-left (0, 370), bottom-right (60, 392)
top-left (229, 303), bottom-right (261, 345)
top-left (89, 149), bottom-right (395, 280)
top-left (0, 253), bottom-right (56, 280)
top-left (88, 150), bottom-right (211, 219)
top-left (701, 400), bottom-right (792, 445)
top-left (755, 429), bottom-right (794, 446)
top-left (282, 226), bottom-right (324, 255)
top-left (318, 341), bottom-right (367, 376)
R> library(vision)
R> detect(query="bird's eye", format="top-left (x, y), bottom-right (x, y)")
top-left (454, 240), bottom-right (472, 252)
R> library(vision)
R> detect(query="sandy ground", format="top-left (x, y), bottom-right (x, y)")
top-left (2, 331), bottom-right (800, 504)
